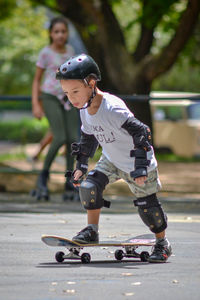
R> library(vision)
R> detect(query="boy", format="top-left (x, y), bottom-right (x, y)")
top-left (56, 54), bottom-right (172, 263)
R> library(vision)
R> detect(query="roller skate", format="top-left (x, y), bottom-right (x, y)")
top-left (30, 170), bottom-right (50, 201)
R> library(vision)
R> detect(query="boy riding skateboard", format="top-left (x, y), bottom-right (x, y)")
top-left (56, 54), bottom-right (172, 263)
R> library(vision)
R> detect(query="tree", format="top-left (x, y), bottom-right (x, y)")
top-left (0, 0), bottom-right (17, 21)
top-left (0, 0), bottom-right (48, 95)
top-left (30, 0), bottom-right (200, 126)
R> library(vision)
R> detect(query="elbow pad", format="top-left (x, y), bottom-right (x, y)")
top-left (122, 118), bottom-right (152, 150)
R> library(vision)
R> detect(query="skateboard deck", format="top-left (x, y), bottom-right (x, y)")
top-left (41, 234), bottom-right (155, 263)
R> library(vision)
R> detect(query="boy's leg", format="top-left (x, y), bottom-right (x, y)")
top-left (123, 168), bottom-right (172, 262)
top-left (87, 209), bottom-right (101, 225)
top-left (72, 155), bottom-right (120, 243)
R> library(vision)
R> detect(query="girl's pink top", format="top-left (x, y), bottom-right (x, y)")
top-left (36, 45), bottom-right (74, 101)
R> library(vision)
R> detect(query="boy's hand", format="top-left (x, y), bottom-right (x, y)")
top-left (73, 169), bottom-right (83, 186)
top-left (134, 176), bottom-right (147, 186)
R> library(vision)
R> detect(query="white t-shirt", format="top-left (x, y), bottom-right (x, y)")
top-left (80, 92), bottom-right (157, 174)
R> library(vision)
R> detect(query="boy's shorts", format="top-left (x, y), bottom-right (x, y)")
top-left (94, 155), bottom-right (162, 198)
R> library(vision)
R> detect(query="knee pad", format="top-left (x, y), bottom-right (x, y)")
top-left (79, 170), bottom-right (109, 210)
top-left (134, 194), bottom-right (167, 233)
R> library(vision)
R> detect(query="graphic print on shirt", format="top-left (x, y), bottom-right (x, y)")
top-left (91, 125), bottom-right (116, 144)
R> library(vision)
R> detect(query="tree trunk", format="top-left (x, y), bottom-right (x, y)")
top-left (124, 76), bottom-right (152, 128)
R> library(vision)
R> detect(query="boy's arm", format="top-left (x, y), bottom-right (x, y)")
top-left (121, 117), bottom-right (152, 179)
top-left (71, 130), bottom-right (99, 175)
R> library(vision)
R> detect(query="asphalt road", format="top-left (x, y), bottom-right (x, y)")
top-left (0, 212), bottom-right (200, 300)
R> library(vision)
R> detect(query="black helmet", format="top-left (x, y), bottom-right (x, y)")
top-left (56, 54), bottom-right (101, 81)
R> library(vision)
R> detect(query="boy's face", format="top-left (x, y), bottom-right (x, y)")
top-left (60, 79), bottom-right (94, 109)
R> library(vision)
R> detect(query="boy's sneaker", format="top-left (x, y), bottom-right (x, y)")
top-left (148, 241), bottom-right (172, 263)
top-left (72, 226), bottom-right (99, 244)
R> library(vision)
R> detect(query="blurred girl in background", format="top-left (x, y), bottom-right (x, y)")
top-left (31, 16), bottom-right (79, 201)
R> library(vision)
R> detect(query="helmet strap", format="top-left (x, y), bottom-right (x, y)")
top-left (80, 85), bottom-right (97, 110)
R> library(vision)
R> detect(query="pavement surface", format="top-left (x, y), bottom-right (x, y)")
top-left (0, 212), bottom-right (200, 300)
top-left (0, 142), bottom-right (200, 300)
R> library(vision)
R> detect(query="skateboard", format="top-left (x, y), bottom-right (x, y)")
top-left (41, 234), bottom-right (155, 264)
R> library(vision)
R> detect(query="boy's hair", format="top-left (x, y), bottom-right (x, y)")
top-left (83, 74), bottom-right (99, 85)
top-left (49, 16), bottom-right (69, 44)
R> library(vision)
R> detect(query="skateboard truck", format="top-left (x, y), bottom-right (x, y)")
top-left (56, 247), bottom-right (91, 264)
top-left (115, 246), bottom-right (150, 262)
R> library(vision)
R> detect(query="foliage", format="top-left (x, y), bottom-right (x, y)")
top-left (0, 0), bottom-right (48, 95)
top-left (155, 152), bottom-right (200, 162)
top-left (0, 118), bottom-right (49, 143)
top-left (153, 56), bottom-right (200, 92)
top-left (112, 0), bottom-right (184, 53)
top-left (0, 0), bottom-right (199, 132)
top-left (0, 0), bottom-right (17, 21)
top-left (0, 0), bottom-right (199, 95)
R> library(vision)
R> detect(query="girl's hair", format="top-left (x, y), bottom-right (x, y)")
top-left (49, 16), bottom-right (69, 44)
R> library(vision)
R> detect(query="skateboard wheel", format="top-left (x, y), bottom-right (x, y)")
top-left (81, 253), bottom-right (91, 264)
top-left (55, 251), bottom-right (65, 263)
top-left (115, 249), bottom-right (124, 261)
top-left (140, 251), bottom-right (149, 262)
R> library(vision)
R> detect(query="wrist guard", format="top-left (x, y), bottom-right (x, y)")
top-left (130, 148), bottom-right (150, 179)
top-left (71, 142), bottom-right (89, 174)
top-left (122, 117), bottom-right (152, 179)
top-left (65, 170), bottom-right (83, 185)
top-left (71, 131), bottom-right (99, 174)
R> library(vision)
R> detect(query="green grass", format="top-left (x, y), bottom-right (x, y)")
top-left (156, 152), bottom-right (200, 162)
top-left (92, 147), bottom-right (200, 163)
top-left (0, 152), bottom-right (27, 163)
top-left (0, 117), bottom-right (49, 143)
top-left (91, 147), bottom-right (102, 162)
